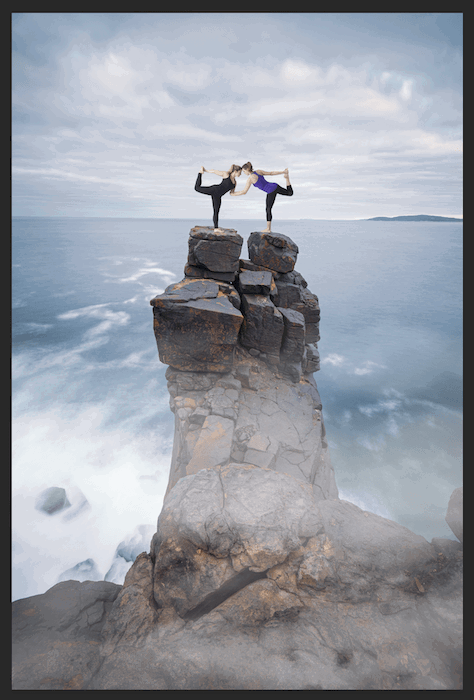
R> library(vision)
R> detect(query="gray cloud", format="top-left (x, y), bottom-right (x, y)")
top-left (12, 13), bottom-right (462, 218)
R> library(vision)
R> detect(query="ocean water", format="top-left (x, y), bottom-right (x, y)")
top-left (12, 217), bottom-right (462, 601)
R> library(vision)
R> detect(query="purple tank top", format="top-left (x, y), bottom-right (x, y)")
top-left (253, 172), bottom-right (278, 194)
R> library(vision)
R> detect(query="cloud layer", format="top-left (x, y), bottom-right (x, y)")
top-left (12, 13), bottom-right (462, 218)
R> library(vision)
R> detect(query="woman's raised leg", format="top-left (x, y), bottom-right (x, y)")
top-left (195, 172), bottom-right (208, 193)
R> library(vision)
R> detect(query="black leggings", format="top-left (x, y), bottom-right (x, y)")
top-left (266, 184), bottom-right (293, 221)
top-left (194, 173), bottom-right (223, 228)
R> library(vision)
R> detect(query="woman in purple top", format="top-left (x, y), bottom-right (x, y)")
top-left (230, 162), bottom-right (293, 232)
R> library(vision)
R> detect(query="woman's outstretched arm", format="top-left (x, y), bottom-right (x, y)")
top-left (256, 169), bottom-right (287, 176)
top-left (230, 176), bottom-right (253, 196)
top-left (203, 167), bottom-right (229, 177)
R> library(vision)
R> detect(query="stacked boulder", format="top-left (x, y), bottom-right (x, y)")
top-left (239, 231), bottom-right (321, 382)
top-left (150, 227), bottom-right (334, 500)
top-left (151, 228), bottom-right (320, 383)
top-left (184, 225), bottom-right (242, 283)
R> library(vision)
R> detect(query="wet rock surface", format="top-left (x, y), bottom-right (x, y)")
top-left (35, 487), bottom-right (71, 515)
top-left (13, 226), bottom-right (462, 690)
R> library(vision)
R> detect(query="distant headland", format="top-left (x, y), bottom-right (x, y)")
top-left (366, 215), bottom-right (462, 222)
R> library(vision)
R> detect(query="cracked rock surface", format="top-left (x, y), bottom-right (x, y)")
top-left (12, 227), bottom-right (462, 690)
top-left (12, 485), bottom-right (463, 690)
top-left (164, 349), bottom-right (337, 498)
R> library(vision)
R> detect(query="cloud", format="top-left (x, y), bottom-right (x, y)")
top-left (356, 434), bottom-right (386, 452)
top-left (15, 322), bottom-right (53, 335)
top-left (322, 355), bottom-right (387, 376)
top-left (358, 398), bottom-right (403, 417)
top-left (321, 353), bottom-right (347, 367)
top-left (280, 58), bottom-right (318, 83)
top-left (400, 78), bottom-right (413, 101)
top-left (354, 360), bottom-right (387, 375)
top-left (12, 14), bottom-right (462, 219)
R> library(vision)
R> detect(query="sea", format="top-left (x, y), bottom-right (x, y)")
top-left (12, 217), bottom-right (463, 601)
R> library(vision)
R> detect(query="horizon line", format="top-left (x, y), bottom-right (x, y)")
top-left (12, 215), bottom-right (463, 221)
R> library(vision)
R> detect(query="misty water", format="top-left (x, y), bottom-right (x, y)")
top-left (12, 217), bottom-right (462, 601)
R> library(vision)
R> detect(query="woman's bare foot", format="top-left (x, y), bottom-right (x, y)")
top-left (261, 227), bottom-right (271, 233)
top-left (214, 227), bottom-right (224, 233)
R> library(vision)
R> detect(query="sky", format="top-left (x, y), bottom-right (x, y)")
top-left (12, 12), bottom-right (462, 220)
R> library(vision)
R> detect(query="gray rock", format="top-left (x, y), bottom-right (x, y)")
top-left (292, 287), bottom-right (320, 324)
top-left (189, 225), bottom-right (243, 245)
top-left (243, 448), bottom-right (276, 469)
top-left (271, 281), bottom-right (320, 345)
top-left (189, 407), bottom-right (210, 425)
top-left (151, 278), bottom-right (243, 372)
top-left (316, 499), bottom-right (438, 591)
top-left (184, 262), bottom-right (236, 283)
top-left (272, 281), bottom-right (303, 308)
top-left (152, 464), bottom-right (324, 616)
top-left (12, 224), bottom-right (463, 691)
top-left (278, 269), bottom-right (308, 288)
top-left (216, 282), bottom-right (241, 309)
top-left (239, 294), bottom-right (284, 360)
top-left (445, 487), bottom-right (463, 543)
top-left (12, 580), bottom-right (121, 690)
top-left (236, 269), bottom-right (274, 295)
top-left (187, 226), bottom-right (243, 273)
top-left (12, 519), bottom-right (462, 691)
top-left (248, 232), bottom-right (299, 273)
top-left (175, 414), bottom-right (235, 483)
top-left (431, 537), bottom-right (462, 557)
top-left (304, 322), bottom-right (320, 344)
top-left (166, 367), bottom-right (218, 391)
top-left (239, 258), bottom-right (281, 278)
top-left (35, 487), bottom-right (71, 515)
top-left (278, 307), bottom-right (305, 364)
top-left (303, 343), bottom-right (320, 374)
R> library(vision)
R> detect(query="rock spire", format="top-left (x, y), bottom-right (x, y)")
top-left (12, 226), bottom-right (462, 691)
top-left (149, 227), bottom-right (335, 497)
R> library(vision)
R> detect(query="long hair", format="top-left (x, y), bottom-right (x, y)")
top-left (230, 164), bottom-right (242, 187)
top-left (242, 161), bottom-right (253, 172)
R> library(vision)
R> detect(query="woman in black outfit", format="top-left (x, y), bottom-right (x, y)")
top-left (194, 164), bottom-right (242, 231)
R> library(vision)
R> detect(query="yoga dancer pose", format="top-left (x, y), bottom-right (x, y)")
top-left (230, 162), bottom-right (293, 232)
top-left (194, 164), bottom-right (242, 232)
